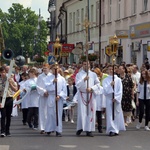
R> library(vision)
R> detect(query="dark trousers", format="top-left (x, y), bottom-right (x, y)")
top-left (27, 107), bottom-right (38, 128)
top-left (0, 97), bottom-right (13, 134)
top-left (96, 111), bottom-right (102, 131)
top-left (139, 99), bottom-right (150, 126)
top-left (132, 93), bottom-right (139, 118)
top-left (22, 108), bottom-right (28, 124)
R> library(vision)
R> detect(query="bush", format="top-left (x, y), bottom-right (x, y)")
top-left (81, 53), bottom-right (98, 61)
top-left (34, 56), bottom-right (45, 63)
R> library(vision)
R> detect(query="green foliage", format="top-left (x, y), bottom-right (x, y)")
top-left (0, 3), bottom-right (48, 59)
top-left (34, 56), bottom-right (45, 63)
top-left (81, 53), bottom-right (98, 61)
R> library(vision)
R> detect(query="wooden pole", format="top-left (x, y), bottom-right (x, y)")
top-left (53, 37), bottom-right (62, 126)
top-left (112, 54), bottom-right (115, 120)
top-left (55, 63), bottom-right (58, 126)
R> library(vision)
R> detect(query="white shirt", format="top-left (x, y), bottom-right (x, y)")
top-left (137, 82), bottom-right (150, 100)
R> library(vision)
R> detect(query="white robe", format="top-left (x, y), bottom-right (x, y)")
top-left (24, 78), bottom-right (39, 108)
top-left (36, 72), bottom-right (51, 131)
top-left (44, 74), bottom-right (67, 133)
top-left (75, 70), bottom-right (102, 132)
top-left (102, 75), bottom-right (126, 134)
top-left (19, 80), bottom-right (30, 109)
top-left (95, 86), bottom-right (106, 111)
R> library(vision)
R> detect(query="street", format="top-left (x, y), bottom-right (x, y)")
top-left (0, 111), bottom-right (150, 150)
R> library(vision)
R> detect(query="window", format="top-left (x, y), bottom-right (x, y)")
top-left (96, 1), bottom-right (99, 25)
top-left (124, 0), bottom-right (127, 17)
top-left (81, 8), bottom-right (84, 30)
top-left (117, 0), bottom-right (121, 19)
top-left (143, 0), bottom-right (148, 11)
top-left (73, 12), bottom-right (75, 32)
top-left (131, 0), bottom-right (137, 15)
top-left (91, 5), bottom-right (94, 26)
top-left (101, 0), bottom-right (105, 24)
top-left (108, 0), bottom-right (112, 21)
top-left (69, 13), bottom-right (72, 33)
top-left (76, 10), bottom-right (80, 31)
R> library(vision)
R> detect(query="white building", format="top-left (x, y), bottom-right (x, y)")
top-left (56, 0), bottom-right (150, 67)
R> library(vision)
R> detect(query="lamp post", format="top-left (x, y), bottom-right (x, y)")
top-left (48, 0), bottom-right (56, 42)
top-left (99, 0), bottom-right (101, 65)
top-left (21, 43), bottom-right (24, 56)
top-left (34, 31), bottom-right (37, 56)
top-left (37, 9), bottom-right (42, 56)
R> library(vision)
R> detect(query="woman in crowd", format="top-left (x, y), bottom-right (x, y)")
top-left (118, 65), bottom-right (134, 127)
top-left (136, 69), bottom-right (150, 131)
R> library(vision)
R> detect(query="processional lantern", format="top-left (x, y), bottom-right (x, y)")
top-left (53, 37), bottom-right (62, 63)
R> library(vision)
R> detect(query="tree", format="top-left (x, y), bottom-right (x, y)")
top-left (0, 3), bottom-right (47, 60)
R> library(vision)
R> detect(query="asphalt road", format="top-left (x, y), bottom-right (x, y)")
top-left (0, 111), bottom-right (150, 150)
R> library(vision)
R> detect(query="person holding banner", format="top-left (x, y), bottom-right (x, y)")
top-left (0, 67), bottom-right (18, 137)
top-left (36, 63), bottom-right (51, 134)
top-left (102, 65), bottom-right (125, 136)
top-left (44, 64), bottom-right (67, 137)
top-left (75, 60), bottom-right (102, 137)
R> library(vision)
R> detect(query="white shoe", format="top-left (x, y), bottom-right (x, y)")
top-left (65, 116), bottom-right (68, 122)
top-left (1, 133), bottom-right (6, 137)
top-left (136, 122), bottom-right (142, 129)
top-left (71, 120), bottom-right (74, 123)
top-left (102, 114), bottom-right (105, 119)
top-left (145, 126), bottom-right (150, 131)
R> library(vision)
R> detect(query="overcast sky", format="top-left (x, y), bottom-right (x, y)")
top-left (0, 0), bottom-right (50, 20)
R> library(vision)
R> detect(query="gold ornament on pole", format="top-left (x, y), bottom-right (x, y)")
top-left (53, 37), bottom-right (62, 62)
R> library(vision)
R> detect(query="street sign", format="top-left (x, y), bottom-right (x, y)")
top-left (48, 55), bottom-right (55, 65)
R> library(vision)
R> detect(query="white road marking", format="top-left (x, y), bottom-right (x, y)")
top-left (0, 145), bottom-right (10, 150)
top-left (133, 146), bottom-right (142, 149)
top-left (59, 145), bottom-right (77, 148)
top-left (98, 145), bottom-right (110, 148)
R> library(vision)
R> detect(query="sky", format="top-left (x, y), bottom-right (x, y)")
top-left (0, 0), bottom-right (50, 20)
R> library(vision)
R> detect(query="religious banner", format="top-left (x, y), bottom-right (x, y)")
top-left (62, 44), bottom-right (74, 52)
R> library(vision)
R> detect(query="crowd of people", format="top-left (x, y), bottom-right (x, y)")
top-left (0, 59), bottom-right (150, 138)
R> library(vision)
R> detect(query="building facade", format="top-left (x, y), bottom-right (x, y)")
top-left (56, 0), bottom-right (150, 67)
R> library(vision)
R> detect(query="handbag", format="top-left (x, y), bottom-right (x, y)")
top-left (132, 100), bottom-right (136, 109)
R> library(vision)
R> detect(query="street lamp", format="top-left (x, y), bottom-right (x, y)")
top-left (48, 0), bottom-right (56, 42)
top-left (37, 9), bottom-right (42, 56)
top-left (21, 43), bottom-right (24, 56)
top-left (48, 1), bottom-right (56, 12)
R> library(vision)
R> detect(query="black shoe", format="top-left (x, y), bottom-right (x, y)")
top-left (109, 132), bottom-right (118, 137)
top-left (76, 129), bottom-right (83, 136)
top-left (28, 123), bottom-right (33, 128)
top-left (1, 133), bottom-right (6, 137)
top-left (98, 129), bottom-right (103, 133)
top-left (40, 130), bottom-right (45, 134)
top-left (47, 132), bottom-right (51, 135)
top-left (86, 132), bottom-right (94, 137)
top-left (56, 132), bottom-right (62, 137)
top-left (6, 132), bottom-right (11, 137)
